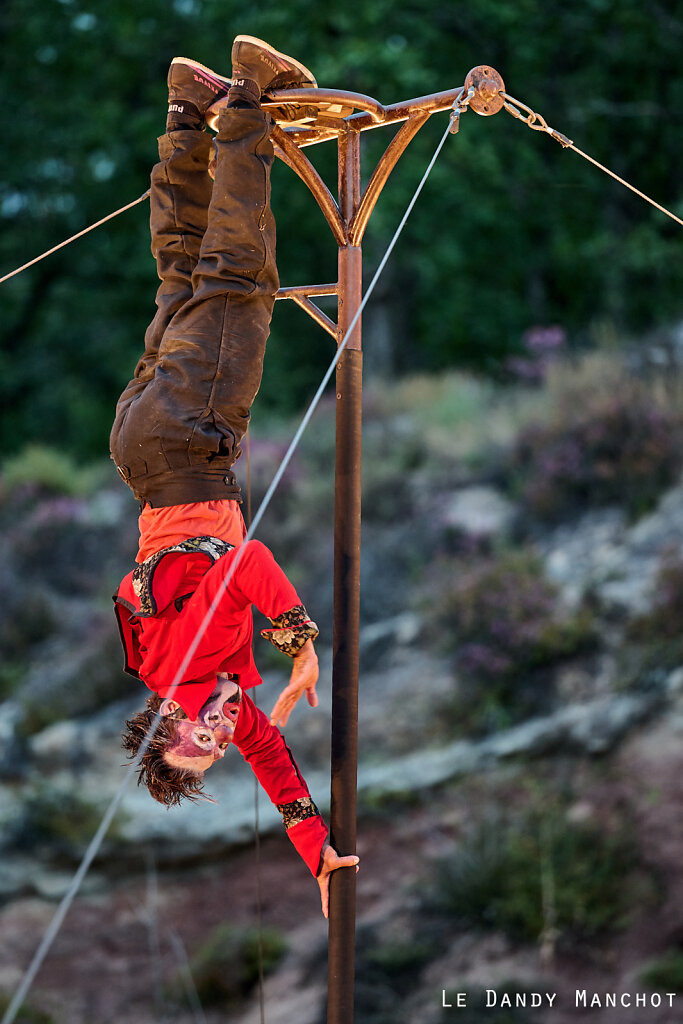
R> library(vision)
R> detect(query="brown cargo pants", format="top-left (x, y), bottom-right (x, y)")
top-left (110, 107), bottom-right (278, 507)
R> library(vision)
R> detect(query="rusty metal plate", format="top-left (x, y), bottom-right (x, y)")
top-left (464, 65), bottom-right (506, 116)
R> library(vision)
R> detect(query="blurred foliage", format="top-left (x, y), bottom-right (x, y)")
top-left (0, 660), bottom-right (28, 701)
top-left (319, 921), bottom-right (545, 1023)
top-left (629, 547), bottom-right (683, 645)
top-left (345, 927), bottom-right (439, 1024)
top-left (508, 388), bottom-right (682, 522)
top-left (427, 804), bottom-right (651, 945)
top-left (16, 784), bottom-right (126, 857)
top-left (1, 0), bottom-right (683, 458)
top-left (15, 623), bottom-right (136, 736)
top-left (639, 949), bottom-right (683, 992)
top-left (178, 923), bottom-right (286, 1006)
top-left (430, 548), bottom-right (596, 732)
top-left (617, 547), bottom-right (683, 687)
top-left (0, 995), bottom-right (55, 1024)
top-left (0, 445), bottom-right (106, 497)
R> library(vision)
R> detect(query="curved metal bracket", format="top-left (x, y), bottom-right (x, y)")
top-left (349, 111), bottom-right (431, 245)
top-left (271, 124), bottom-right (346, 246)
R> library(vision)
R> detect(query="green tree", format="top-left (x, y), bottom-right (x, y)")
top-left (1, 0), bottom-right (681, 457)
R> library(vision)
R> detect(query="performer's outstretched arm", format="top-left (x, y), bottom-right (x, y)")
top-left (233, 694), bottom-right (359, 916)
top-left (127, 680), bottom-right (358, 916)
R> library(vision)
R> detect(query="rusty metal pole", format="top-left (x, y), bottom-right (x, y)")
top-left (271, 76), bottom-right (505, 1022)
top-left (327, 124), bottom-right (362, 1024)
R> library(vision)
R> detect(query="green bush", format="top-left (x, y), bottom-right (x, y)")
top-left (0, 588), bottom-right (56, 666)
top-left (327, 925), bottom-right (542, 1023)
top-left (15, 623), bottom-right (138, 736)
top-left (0, 660), bottom-right (26, 701)
top-left (629, 549), bottom-right (683, 645)
top-left (508, 393), bottom-right (681, 522)
top-left (360, 937), bottom-right (436, 982)
top-left (184, 924), bottom-right (286, 1007)
top-left (1, 445), bottom-right (105, 498)
top-left (343, 926), bottom-right (437, 1024)
top-left (0, 995), bottom-right (55, 1024)
top-left (16, 786), bottom-right (124, 858)
top-left (615, 548), bottom-right (683, 689)
top-left (428, 808), bottom-right (646, 945)
top-left (431, 549), bottom-right (595, 731)
top-left (640, 949), bottom-right (683, 992)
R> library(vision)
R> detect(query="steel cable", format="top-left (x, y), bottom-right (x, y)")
top-left (245, 428), bottom-right (267, 1024)
top-left (0, 191), bottom-right (151, 285)
top-left (501, 91), bottom-right (683, 229)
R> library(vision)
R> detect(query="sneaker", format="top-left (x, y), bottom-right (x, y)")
top-left (167, 57), bottom-right (232, 128)
top-left (231, 34), bottom-right (317, 94)
top-left (230, 34), bottom-right (319, 123)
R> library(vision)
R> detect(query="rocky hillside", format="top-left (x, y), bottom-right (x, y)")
top-left (3, 350), bottom-right (683, 1023)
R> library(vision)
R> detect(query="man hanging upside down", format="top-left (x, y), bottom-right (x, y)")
top-left (109, 36), bottom-right (357, 916)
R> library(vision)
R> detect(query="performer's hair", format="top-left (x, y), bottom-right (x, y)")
top-left (122, 694), bottom-right (207, 806)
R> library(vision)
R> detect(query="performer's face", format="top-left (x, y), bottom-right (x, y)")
top-left (160, 676), bottom-right (242, 773)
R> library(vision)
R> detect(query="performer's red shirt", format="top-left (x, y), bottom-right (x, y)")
top-left (114, 540), bottom-right (300, 721)
top-left (114, 534), bottom-right (327, 876)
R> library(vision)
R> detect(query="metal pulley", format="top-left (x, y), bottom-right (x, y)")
top-left (463, 65), bottom-right (505, 115)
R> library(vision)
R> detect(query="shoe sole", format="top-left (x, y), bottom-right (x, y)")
top-left (232, 34), bottom-right (317, 89)
top-left (170, 56), bottom-right (232, 93)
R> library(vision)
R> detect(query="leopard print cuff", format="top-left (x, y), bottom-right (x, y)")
top-left (260, 604), bottom-right (319, 656)
top-left (277, 796), bottom-right (320, 830)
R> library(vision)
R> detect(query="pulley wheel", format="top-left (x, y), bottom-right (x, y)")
top-left (464, 65), bottom-right (505, 115)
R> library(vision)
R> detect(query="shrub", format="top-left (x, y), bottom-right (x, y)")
top-left (0, 660), bottom-right (26, 700)
top-left (332, 924), bottom-right (545, 1023)
top-left (1, 445), bottom-right (104, 498)
top-left (503, 325), bottom-right (566, 385)
top-left (618, 549), bottom-right (683, 688)
top-left (433, 550), bottom-right (595, 730)
top-left (15, 786), bottom-right (124, 858)
top-left (0, 995), bottom-right (55, 1024)
top-left (184, 924), bottom-right (286, 1007)
top-left (427, 808), bottom-right (646, 946)
top-left (0, 587), bottom-right (56, 669)
top-left (508, 394), bottom-right (681, 522)
top-left (11, 500), bottom-right (118, 597)
top-left (629, 548), bottom-right (683, 644)
top-left (359, 936), bottom-right (436, 984)
top-left (16, 624), bottom-right (138, 736)
top-left (333, 926), bottom-right (437, 1024)
top-left (639, 949), bottom-right (683, 992)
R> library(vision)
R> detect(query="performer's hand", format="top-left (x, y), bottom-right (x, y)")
top-left (269, 639), bottom-right (319, 727)
top-left (317, 843), bottom-right (360, 919)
